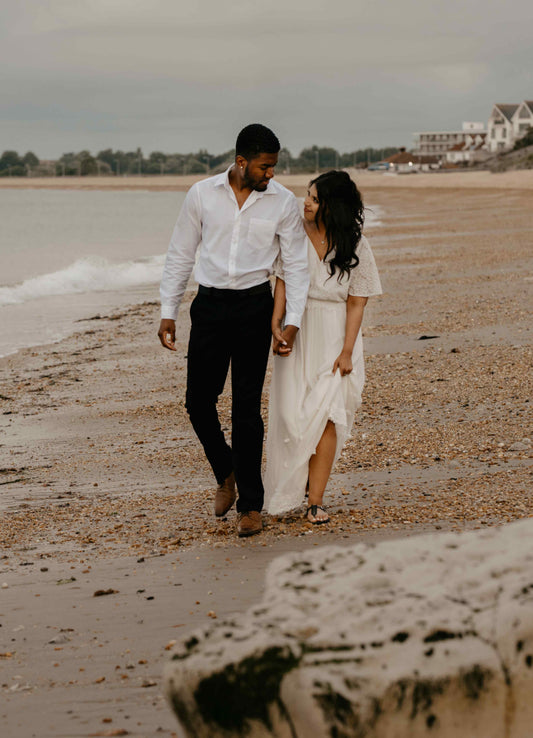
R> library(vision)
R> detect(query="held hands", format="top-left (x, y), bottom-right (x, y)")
top-left (333, 350), bottom-right (353, 376)
top-left (158, 319), bottom-right (177, 351)
top-left (272, 322), bottom-right (298, 357)
top-left (271, 319), bottom-right (286, 355)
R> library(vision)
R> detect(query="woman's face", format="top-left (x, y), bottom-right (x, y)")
top-left (303, 183), bottom-right (320, 223)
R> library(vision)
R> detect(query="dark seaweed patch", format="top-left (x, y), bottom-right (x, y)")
top-left (424, 630), bottom-right (459, 643)
top-left (193, 646), bottom-right (300, 731)
top-left (392, 631), bottom-right (410, 643)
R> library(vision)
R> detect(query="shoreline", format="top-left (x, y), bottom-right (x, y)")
top-left (1, 182), bottom-right (532, 737)
top-left (1, 168), bottom-right (533, 193)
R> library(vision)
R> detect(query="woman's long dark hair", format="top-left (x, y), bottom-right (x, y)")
top-left (310, 170), bottom-right (364, 281)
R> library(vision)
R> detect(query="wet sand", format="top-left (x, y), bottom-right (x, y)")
top-left (1, 176), bottom-right (532, 737)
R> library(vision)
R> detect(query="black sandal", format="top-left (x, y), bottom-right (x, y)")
top-left (306, 505), bottom-right (330, 525)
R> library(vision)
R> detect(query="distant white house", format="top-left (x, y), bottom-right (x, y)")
top-left (487, 104), bottom-right (519, 152)
top-left (515, 100), bottom-right (533, 140)
top-left (487, 100), bottom-right (533, 152)
top-left (414, 122), bottom-right (486, 157)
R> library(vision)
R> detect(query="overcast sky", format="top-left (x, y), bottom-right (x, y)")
top-left (1, 0), bottom-right (532, 158)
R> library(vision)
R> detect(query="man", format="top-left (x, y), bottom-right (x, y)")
top-left (158, 124), bottom-right (309, 537)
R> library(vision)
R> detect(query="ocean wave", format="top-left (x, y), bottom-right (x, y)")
top-left (0, 254), bottom-right (166, 306)
top-left (0, 207), bottom-right (384, 308)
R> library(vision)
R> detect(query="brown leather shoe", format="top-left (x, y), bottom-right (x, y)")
top-left (214, 472), bottom-right (236, 518)
top-left (237, 510), bottom-right (262, 537)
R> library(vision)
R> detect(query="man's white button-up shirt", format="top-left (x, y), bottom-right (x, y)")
top-left (160, 167), bottom-right (309, 327)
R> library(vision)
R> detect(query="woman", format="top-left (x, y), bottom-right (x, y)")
top-left (264, 170), bottom-right (382, 524)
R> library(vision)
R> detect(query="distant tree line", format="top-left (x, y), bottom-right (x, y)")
top-left (0, 150), bottom-right (40, 176)
top-left (1, 145), bottom-right (401, 177)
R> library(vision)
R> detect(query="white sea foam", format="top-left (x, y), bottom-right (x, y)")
top-left (0, 254), bottom-right (166, 307)
top-left (364, 205), bottom-right (383, 228)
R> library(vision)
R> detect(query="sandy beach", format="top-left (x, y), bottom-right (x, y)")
top-left (1, 168), bottom-right (533, 194)
top-left (1, 172), bottom-right (532, 737)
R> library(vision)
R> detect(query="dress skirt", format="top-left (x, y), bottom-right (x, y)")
top-left (264, 296), bottom-right (365, 515)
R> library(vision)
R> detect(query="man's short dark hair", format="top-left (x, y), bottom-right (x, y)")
top-left (235, 124), bottom-right (280, 160)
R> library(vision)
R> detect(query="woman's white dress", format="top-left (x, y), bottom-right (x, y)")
top-left (264, 235), bottom-right (382, 515)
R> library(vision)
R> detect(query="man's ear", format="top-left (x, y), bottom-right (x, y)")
top-left (235, 155), bottom-right (247, 170)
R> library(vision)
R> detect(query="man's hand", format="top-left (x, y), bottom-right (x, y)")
top-left (277, 324), bottom-right (298, 358)
top-left (158, 319), bottom-right (177, 351)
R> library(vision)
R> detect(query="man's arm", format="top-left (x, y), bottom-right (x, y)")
top-left (277, 194), bottom-right (309, 343)
top-left (158, 185), bottom-right (202, 351)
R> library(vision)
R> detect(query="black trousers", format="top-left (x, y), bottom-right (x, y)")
top-left (185, 284), bottom-right (273, 512)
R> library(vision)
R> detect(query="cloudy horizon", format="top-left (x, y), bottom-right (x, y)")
top-left (1, 0), bottom-right (532, 159)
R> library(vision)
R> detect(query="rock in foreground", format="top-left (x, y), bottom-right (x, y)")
top-left (164, 520), bottom-right (533, 737)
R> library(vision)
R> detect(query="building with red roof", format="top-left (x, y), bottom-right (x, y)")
top-left (379, 148), bottom-right (440, 172)
top-left (445, 134), bottom-right (488, 165)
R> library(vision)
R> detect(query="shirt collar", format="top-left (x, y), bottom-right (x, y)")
top-left (214, 165), bottom-right (277, 196)
top-left (213, 168), bottom-right (231, 188)
top-left (262, 181), bottom-right (277, 195)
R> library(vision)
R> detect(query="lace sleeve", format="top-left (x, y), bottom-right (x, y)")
top-left (348, 236), bottom-right (382, 297)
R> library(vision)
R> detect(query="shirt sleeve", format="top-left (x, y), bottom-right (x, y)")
top-left (276, 194), bottom-right (309, 327)
top-left (348, 236), bottom-right (383, 297)
top-left (159, 185), bottom-right (202, 320)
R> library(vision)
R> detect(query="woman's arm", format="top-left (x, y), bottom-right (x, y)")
top-left (271, 277), bottom-right (297, 356)
top-left (333, 295), bottom-right (368, 375)
top-left (271, 277), bottom-right (287, 355)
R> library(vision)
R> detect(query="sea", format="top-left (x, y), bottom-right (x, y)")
top-left (0, 188), bottom-right (382, 358)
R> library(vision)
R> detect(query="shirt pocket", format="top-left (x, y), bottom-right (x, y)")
top-left (247, 218), bottom-right (276, 251)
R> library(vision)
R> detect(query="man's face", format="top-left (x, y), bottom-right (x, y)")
top-left (243, 152), bottom-right (278, 191)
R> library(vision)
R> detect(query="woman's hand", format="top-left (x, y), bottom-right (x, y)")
top-left (272, 337), bottom-right (283, 355)
top-left (272, 319), bottom-right (285, 355)
top-left (272, 321), bottom-right (297, 357)
top-left (333, 350), bottom-right (353, 376)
